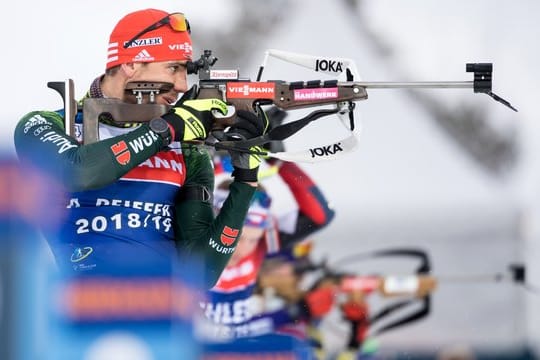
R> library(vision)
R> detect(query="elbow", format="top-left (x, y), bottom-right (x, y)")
top-left (324, 206), bottom-right (336, 226)
top-left (307, 187), bottom-right (336, 227)
top-left (315, 205), bottom-right (335, 227)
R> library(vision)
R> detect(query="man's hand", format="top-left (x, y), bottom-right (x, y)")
top-left (226, 106), bottom-right (269, 182)
top-left (161, 86), bottom-right (228, 141)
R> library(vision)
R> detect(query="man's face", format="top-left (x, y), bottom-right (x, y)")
top-left (126, 60), bottom-right (189, 105)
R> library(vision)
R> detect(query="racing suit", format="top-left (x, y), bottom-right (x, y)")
top-left (13, 76), bottom-right (254, 287)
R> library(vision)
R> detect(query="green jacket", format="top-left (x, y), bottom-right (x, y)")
top-left (14, 102), bottom-right (254, 288)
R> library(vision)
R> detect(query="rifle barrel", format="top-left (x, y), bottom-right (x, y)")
top-left (349, 81), bottom-right (473, 89)
top-left (436, 273), bottom-right (507, 283)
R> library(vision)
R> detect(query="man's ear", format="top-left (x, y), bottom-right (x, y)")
top-left (120, 62), bottom-right (137, 77)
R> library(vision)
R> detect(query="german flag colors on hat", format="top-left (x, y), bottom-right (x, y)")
top-left (106, 8), bottom-right (192, 70)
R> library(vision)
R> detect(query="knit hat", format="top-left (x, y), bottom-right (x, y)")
top-left (106, 8), bottom-right (193, 70)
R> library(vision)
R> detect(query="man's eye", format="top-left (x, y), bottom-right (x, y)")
top-left (170, 64), bottom-right (187, 73)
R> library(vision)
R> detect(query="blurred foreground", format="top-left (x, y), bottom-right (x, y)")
top-left (1, 154), bottom-right (538, 360)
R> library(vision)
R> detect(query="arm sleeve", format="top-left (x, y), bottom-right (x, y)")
top-left (174, 146), bottom-right (256, 288)
top-left (13, 110), bottom-right (164, 191)
top-left (277, 161), bottom-right (335, 247)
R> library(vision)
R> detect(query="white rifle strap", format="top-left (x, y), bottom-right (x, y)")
top-left (267, 129), bottom-right (360, 163)
top-left (263, 49), bottom-right (361, 81)
top-left (258, 49), bottom-right (363, 163)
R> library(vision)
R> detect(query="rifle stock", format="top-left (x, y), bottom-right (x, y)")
top-left (79, 80), bottom-right (368, 143)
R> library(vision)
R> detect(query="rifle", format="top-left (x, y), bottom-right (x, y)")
top-left (265, 248), bottom-right (532, 336)
top-left (257, 246), bottom-right (534, 355)
top-left (48, 49), bottom-right (517, 162)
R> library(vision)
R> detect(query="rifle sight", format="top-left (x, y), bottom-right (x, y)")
top-left (466, 62), bottom-right (492, 93)
top-left (187, 49), bottom-right (218, 77)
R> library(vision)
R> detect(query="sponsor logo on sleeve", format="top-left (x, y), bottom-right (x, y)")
top-left (220, 226), bottom-right (239, 246)
top-left (111, 140), bottom-right (131, 165)
top-left (24, 114), bottom-right (49, 133)
top-left (128, 131), bottom-right (159, 154)
top-left (40, 131), bottom-right (78, 154)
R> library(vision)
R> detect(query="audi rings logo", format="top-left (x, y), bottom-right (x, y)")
top-left (71, 247), bottom-right (93, 262)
